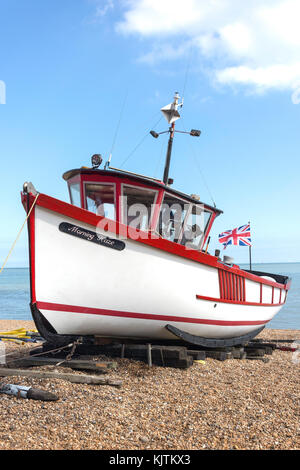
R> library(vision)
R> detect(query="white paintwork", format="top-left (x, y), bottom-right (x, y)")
top-left (245, 279), bottom-right (260, 302)
top-left (262, 285), bottom-right (273, 304)
top-left (273, 288), bottom-right (280, 304)
top-left (32, 205), bottom-right (286, 340)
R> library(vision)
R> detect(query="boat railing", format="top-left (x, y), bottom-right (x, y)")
top-left (243, 270), bottom-right (290, 285)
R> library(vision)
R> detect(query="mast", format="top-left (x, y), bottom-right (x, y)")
top-left (163, 122), bottom-right (176, 185)
top-left (150, 92), bottom-right (201, 185)
top-left (162, 92), bottom-right (181, 185)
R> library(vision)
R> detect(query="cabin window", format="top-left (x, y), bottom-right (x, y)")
top-left (121, 185), bottom-right (157, 231)
top-left (180, 205), bottom-right (212, 250)
top-left (157, 193), bottom-right (189, 243)
top-left (85, 183), bottom-right (116, 220)
top-left (69, 183), bottom-right (81, 207)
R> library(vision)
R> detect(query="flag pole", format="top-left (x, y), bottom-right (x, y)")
top-left (248, 220), bottom-right (252, 270)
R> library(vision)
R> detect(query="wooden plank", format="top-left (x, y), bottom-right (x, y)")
top-left (186, 350), bottom-right (206, 360)
top-left (251, 339), bottom-right (294, 344)
top-left (231, 348), bottom-right (245, 359)
top-left (244, 348), bottom-right (265, 357)
top-left (10, 357), bottom-right (117, 372)
top-left (147, 344), bottom-right (152, 367)
top-left (204, 351), bottom-right (232, 361)
top-left (162, 357), bottom-right (194, 369)
top-left (247, 342), bottom-right (276, 350)
top-left (0, 368), bottom-right (122, 386)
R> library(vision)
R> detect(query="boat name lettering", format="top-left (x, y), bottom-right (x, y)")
top-left (59, 223), bottom-right (125, 251)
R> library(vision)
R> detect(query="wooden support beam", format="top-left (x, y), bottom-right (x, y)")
top-left (0, 368), bottom-right (122, 386)
top-left (186, 350), bottom-right (206, 360)
top-left (147, 344), bottom-right (152, 367)
top-left (244, 348), bottom-right (265, 357)
top-left (203, 350), bottom-right (232, 361)
top-left (10, 357), bottom-right (117, 372)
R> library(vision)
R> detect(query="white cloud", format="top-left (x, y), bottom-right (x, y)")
top-left (217, 64), bottom-right (300, 92)
top-left (115, 0), bottom-right (300, 92)
top-left (95, 0), bottom-right (114, 18)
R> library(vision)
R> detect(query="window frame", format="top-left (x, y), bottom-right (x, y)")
top-left (120, 182), bottom-right (160, 232)
top-left (157, 191), bottom-right (191, 244)
top-left (156, 192), bottom-right (215, 250)
top-left (67, 175), bottom-right (84, 208)
top-left (181, 203), bottom-right (214, 250)
top-left (83, 181), bottom-right (117, 221)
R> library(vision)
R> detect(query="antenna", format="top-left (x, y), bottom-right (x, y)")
top-left (150, 92), bottom-right (201, 185)
top-left (104, 91), bottom-right (128, 170)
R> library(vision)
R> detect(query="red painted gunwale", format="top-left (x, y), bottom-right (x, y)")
top-left (23, 191), bottom-right (290, 292)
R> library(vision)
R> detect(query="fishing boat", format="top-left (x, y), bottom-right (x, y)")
top-left (21, 93), bottom-right (291, 347)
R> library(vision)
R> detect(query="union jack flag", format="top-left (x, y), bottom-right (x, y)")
top-left (219, 224), bottom-right (252, 249)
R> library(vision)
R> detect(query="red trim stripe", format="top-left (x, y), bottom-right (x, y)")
top-left (36, 301), bottom-right (269, 326)
top-left (28, 204), bottom-right (36, 303)
top-left (260, 283), bottom-right (263, 304)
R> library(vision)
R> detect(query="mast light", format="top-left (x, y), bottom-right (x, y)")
top-left (91, 154), bottom-right (103, 169)
top-left (190, 129), bottom-right (201, 137)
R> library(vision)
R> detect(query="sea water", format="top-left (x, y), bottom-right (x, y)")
top-left (0, 264), bottom-right (299, 329)
top-left (240, 262), bottom-right (300, 330)
top-left (0, 268), bottom-right (31, 320)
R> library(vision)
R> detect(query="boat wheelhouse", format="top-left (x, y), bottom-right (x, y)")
top-left (21, 93), bottom-right (291, 347)
top-left (64, 166), bottom-right (220, 252)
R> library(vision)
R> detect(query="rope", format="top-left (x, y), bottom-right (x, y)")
top-left (0, 340), bottom-right (77, 367)
top-left (0, 192), bottom-right (39, 275)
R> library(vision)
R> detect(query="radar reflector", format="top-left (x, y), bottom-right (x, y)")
top-left (161, 103), bottom-right (181, 124)
top-left (161, 92), bottom-right (182, 124)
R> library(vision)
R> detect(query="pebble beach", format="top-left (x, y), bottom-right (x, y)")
top-left (0, 320), bottom-right (299, 451)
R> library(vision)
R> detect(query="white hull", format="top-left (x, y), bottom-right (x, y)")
top-left (30, 205), bottom-right (286, 341)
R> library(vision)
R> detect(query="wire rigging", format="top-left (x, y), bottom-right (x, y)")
top-left (119, 114), bottom-right (163, 169)
top-left (182, 45), bottom-right (193, 101)
top-left (107, 90), bottom-right (128, 168)
top-left (180, 116), bottom-right (217, 208)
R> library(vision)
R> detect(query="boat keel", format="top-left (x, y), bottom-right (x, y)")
top-left (165, 324), bottom-right (266, 348)
top-left (30, 303), bottom-right (78, 347)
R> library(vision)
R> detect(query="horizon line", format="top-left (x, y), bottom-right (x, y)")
top-left (3, 260), bottom-right (300, 269)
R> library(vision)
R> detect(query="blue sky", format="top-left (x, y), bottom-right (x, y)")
top-left (0, 0), bottom-right (299, 267)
